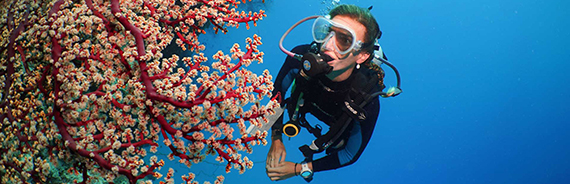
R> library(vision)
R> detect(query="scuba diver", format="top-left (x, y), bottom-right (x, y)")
top-left (261, 4), bottom-right (402, 182)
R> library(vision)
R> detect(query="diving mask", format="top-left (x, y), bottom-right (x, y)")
top-left (312, 16), bottom-right (363, 56)
top-left (278, 15), bottom-right (402, 98)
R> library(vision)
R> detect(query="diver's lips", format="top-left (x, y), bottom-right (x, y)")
top-left (320, 53), bottom-right (334, 63)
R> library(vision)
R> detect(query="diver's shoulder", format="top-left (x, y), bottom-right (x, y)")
top-left (351, 66), bottom-right (385, 94)
top-left (291, 44), bottom-right (312, 54)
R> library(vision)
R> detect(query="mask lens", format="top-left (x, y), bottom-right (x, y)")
top-left (312, 17), bottom-right (333, 42)
top-left (312, 17), bottom-right (359, 55)
top-left (332, 28), bottom-right (353, 52)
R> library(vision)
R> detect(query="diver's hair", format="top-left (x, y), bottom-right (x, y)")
top-left (329, 4), bottom-right (381, 54)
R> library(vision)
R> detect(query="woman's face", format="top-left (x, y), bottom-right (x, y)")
top-left (320, 15), bottom-right (369, 81)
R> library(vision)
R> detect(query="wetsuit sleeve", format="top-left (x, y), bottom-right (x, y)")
top-left (270, 45), bottom-right (310, 137)
top-left (311, 97), bottom-right (380, 172)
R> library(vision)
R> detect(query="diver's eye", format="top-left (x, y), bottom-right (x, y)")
top-left (329, 27), bottom-right (353, 50)
top-left (335, 33), bottom-right (353, 50)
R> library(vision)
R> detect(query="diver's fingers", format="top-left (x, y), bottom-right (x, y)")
top-left (266, 169), bottom-right (279, 175)
top-left (267, 149), bottom-right (278, 168)
top-left (266, 170), bottom-right (280, 178)
top-left (270, 155), bottom-right (279, 168)
top-left (266, 156), bottom-right (271, 168)
top-left (273, 150), bottom-right (286, 167)
top-left (269, 155), bottom-right (275, 168)
top-left (268, 155), bottom-right (273, 168)
top-left (270, 176), bottom-right (283, 181)
top-left (272, 153), bottom-right (278, 167)
top-left (270, 152), bottom-right (279, 168)
top-left (267, 171), bottom-right (281, 181)
top-left (267, 171), bottom-right (285, 181)
top-left (279, 151), bottom-right (286, 164)
top-left (266, 169), bottom-right (275, 177)
top-left (266, 164), bottom-right (284, 173)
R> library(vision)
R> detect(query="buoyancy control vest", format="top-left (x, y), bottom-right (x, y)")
top-left (284, 60), bottom-right (386, 161)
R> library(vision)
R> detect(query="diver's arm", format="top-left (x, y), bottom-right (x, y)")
top-left (267, 98), bottom-right (286, 168)
top-left (268, 44), bottom-right (310, 169)
top-left (270, 44), bottom-right (311, 141)
top-left (311, 98), bottom-right (380, 172)
top-left (267, 136), bottom-right (286, 168)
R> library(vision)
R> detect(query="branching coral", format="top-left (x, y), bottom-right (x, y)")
top-left (0, 0), bottom-right (275, 183)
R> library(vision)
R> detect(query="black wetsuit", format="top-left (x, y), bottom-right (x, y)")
top-left (271, 44), bottom-right (381, 172)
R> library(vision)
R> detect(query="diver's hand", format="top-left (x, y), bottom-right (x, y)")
top-left (266, 139), bottom-right (286, 168)
top-left (266, 161), bottom-right (297, 181)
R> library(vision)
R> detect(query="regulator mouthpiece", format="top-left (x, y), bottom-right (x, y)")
top-left (301, 53), bottom-right (333, 78)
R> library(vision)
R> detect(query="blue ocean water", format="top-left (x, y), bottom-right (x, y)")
top-left (178, 0), bottom-right (570, 183)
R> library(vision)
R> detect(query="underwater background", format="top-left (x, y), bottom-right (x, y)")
top-left (175, 0), bottom-right (570, 183)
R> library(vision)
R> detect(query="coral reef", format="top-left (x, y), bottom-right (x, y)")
top-left (0, 0), bottom-right (276, 183)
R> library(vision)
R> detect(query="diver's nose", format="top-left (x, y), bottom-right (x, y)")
top-left (320, 33), bottom-right (336, 52)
